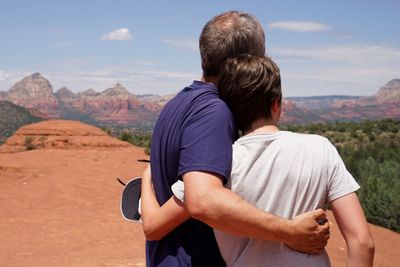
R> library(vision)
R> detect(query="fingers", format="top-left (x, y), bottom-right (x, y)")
top-left (320, 220), bottom-right (329, 230)
top-left (310, 208), bottom-right (326, 220)
top-left (310, 237), bottom-right (329, 254)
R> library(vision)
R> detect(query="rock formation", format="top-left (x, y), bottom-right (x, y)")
top-left (1, 73), bottom-right (399, 127)
top-left (7, 73), bottom-right (60, 118)
top-left (0, 120), bottom-right (131, 153)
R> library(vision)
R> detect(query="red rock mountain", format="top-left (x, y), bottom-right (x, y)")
top-left (1, 73), bottom-right (399, 127)
top-left (312, 79), bottom-right (400, 121)
top-left (376, 79), bottom-right (400, 103)
top-left (1, 73), bottom-right (162, 128)
top-left (55, 83), bottom-right (159, 125)
top-left (283, 79), bottom-right (400, 123)
top-left (5, 73), bottom-right (60, 118)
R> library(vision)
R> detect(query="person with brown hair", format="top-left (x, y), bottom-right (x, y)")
top-left (212, 54), bottom-right (375, 266)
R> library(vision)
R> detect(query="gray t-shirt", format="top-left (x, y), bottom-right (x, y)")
top-left (213, 131), bottom-right (360, 267)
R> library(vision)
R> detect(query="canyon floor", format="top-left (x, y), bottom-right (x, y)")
top-left (0, 120), bottom-right (399, 266)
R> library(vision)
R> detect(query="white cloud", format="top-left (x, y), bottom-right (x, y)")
top-left (100, 28), bottom-right (132, 41)
top-left (270, 44), bottom-right (400, 63)
top-left (0, 71), bottom-right (9, 81)
top-left (162, 38), bottom-right (198, 51)
top-left (3, 42), bottom-right (398, 97)
top-left (269, 44), bottom-right (400, 96)
top-left (269, 21), bottom-right (332, 32)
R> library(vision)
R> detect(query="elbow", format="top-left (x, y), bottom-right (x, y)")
top-left (364, 237), bottom-right (375, 257)
top-left (358, 234), bottom-right (375, 255)
top-left (360, 236), bottom-right (375, 265)
top-left (184, 194), bottom-right (213, 221)
top-left (349, 234), bottom-right (375, 258)
top-left (142, 221), bottom-right (163, 241)
top-left (185, 199), bottom-right (207, 220)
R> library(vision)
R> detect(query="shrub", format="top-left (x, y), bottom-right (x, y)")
top-left (24, 136), bottom-right (36, 150)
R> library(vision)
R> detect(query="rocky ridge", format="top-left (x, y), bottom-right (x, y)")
top-left (0, 120), bottom-right (130, 153)
top-left (1, 73), bottom-right (399, 127)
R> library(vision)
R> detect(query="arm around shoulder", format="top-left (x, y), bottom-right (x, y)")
top-left (331, 192), bottom-right (375, 267)
top-left (140, 165), bottom-right (190, 240)
top-left (183, 170), bottom-right (330, 254)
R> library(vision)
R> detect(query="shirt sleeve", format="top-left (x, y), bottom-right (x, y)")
top-left (171, 180), bottom-right (185, 202)
top-left (178, 99), bottom-right (235, 182)
top-left (326, 139), bottom-right (360, 202)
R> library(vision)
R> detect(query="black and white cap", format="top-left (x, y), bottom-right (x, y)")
top-left (119, 177), bottom-right (142, 222)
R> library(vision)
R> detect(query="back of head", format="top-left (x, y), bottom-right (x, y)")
top-left (218, 54), bottom-right (281, 132)
top-left (200, 11), bottom-right (265, 78)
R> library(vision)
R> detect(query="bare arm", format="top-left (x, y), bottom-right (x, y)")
top-left (330, 192), bottom-right (375, 267)
top-left (140, 165), bottom-right (190, 240)
top-left (183, 171), bottom-right (330, 254)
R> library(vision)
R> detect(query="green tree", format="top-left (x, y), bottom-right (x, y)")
top-left (357, 158), bottom-right (400, 231)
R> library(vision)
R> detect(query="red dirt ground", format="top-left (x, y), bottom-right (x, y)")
top-left (0, 120), bottom-right (399, 266)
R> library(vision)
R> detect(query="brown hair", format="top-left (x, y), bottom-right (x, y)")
top-left (218, 54), bottom-right (282, 132)
top-left (199, 11), bottom-right (265, 78)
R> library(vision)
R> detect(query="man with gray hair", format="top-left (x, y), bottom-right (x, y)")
top-left (143, 11), bottom-right (330, 266)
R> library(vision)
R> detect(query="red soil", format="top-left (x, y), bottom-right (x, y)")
top-left (0, 120), bottom-right (398, 266)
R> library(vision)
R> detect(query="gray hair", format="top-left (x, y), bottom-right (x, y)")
top-left (199, 11), bottom-right (266, 78)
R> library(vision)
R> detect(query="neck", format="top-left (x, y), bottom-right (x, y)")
top-left (201, 75), bottom-right (218, 85)
top-left (244, 117), bottom-right (280, 136)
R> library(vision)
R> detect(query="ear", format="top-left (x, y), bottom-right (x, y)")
top-left (271, 99), bottom-right (281, 113)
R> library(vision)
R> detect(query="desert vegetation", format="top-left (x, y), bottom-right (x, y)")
top-left (24, 136), bottom-right (36, 150)
top-left (0, 101), bottom-right (41, 144)
top-left (281, 119), bottom-right (400, 232)
top-left (109, 129), bottom-right (151, 155)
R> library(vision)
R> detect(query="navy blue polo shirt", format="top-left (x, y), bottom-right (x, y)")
top-left (148, 81), bottom-right (235, 267)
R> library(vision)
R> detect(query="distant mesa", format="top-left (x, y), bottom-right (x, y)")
top-left (0, 120), bottom-right (132, 153)
top-left (283, 79), bottom-right (400, 123)
top-left (376, 79), bottom-right (400, 104)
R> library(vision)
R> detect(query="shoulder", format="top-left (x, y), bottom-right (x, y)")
top-left (277, 132), bottom-right (336, 157)
top-left (284, 132), bottom-right (330, 146)
top-left (159, 81), bottom-right (232, 120)
top-left (180, 82), bottom-right (231, 113)
top-left (187, 90), bottom-right (233, 123)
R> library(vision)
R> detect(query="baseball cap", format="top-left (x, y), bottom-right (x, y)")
top-left (119, 177), bottom-right (142, 222)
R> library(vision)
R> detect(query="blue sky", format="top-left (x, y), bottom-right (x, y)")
top-left (0, 0), bottom-right (399, 96)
